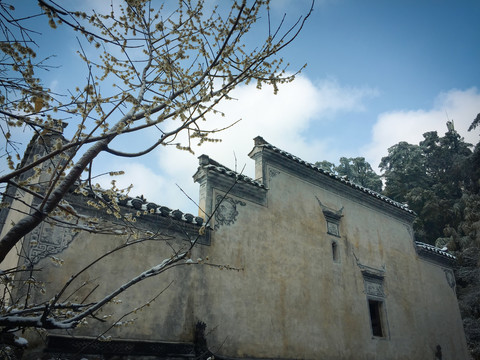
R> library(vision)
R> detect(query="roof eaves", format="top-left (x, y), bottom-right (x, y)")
top-left (259, 142), bottom-right (415, 215)
top-left (122, 197), bottom-right (205, 225)
top-left (415, 241), bottom-right (456, 261)
top-left (202, 164), bottom-right (267, 190)
top-left (70, 187), bottom-right (207, 227)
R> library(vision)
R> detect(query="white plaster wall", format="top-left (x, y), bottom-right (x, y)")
top-left (197, 161), bottom-right (468, 360)
top-left (7, 147), bottom-right (468, 359)
top-left (18, 220), bottom-right (203, 343)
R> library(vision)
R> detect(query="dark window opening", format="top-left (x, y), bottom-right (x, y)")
top-left (332, 241), bottom-right (338, 262)
top-left (368, 299), bottom-right (384, 337)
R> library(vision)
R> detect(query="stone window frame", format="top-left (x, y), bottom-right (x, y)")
top-left (368, 299), bottom-right (385, 337)
top-left (323, 210), bottom-right (342, 237)
top-left (324, 210), bottom-right (342, 263)
top-left (316, 197), bottom-right (343, 262)
top-left (362, 271), bottom-right (390, 340)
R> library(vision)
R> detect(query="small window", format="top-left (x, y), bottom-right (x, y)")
top-left (368, 299), bottom-right (384, 337)
top-left (331, 241), bottom-right (339, 262)
top-left (316, 198), bottom-right (343, 237)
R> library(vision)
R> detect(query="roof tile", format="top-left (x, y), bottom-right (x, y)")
top-left (260, 142), bottom-right (415, 215)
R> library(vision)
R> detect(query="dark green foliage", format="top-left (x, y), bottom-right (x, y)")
top-left (380, 123), bottom-right (473, 244)
top-left (315, 157), bottom-right (382, 192)
top-left (469, 113), bottom-right (480, 132)
top-left (336, 157), bottom-right (383, 192)
top-left (456, 246), bottom-right (480, 360)
top-left (315, 160), bottom-right (336, 173)
top-left (381, 118), bottom-right (480, 358)
top-left (379, 142), bottom-right (428, 203)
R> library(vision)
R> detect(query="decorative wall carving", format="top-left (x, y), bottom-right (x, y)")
top-left (364, 279), bottom-right (385, 298)
top-left (214, 195), bottom-right (246, 230)
top-left (28, 221), bottom-right (77, 265)
top-left (327, 221), bottom-right (340, 237)
top-left (269, 168), bottom-right (280, 180)
top-left (355, 255), bottom-right (386, 299)
top-left (443, 268), bottom-right (456, 290)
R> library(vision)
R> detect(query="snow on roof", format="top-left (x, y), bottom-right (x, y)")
top-left (201, 164), bottom-right (266, 189)
top-left (415, 241), bottom-right (456, 260)
top-left (72, 188), bottom-right (206, 227)
top-left (120, 196), bottom-right (206, 225)
top-left (255, 137), bottom-right (415, 215)
top-left (196, 154), bottom-right (266, 189)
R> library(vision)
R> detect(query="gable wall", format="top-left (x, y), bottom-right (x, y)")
top-left (194, 147), bottom-right (468, 359)
top-left (3, 135), bottom-right (468, 359)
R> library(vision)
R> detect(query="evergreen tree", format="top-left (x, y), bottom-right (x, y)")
top-left (315, 157), bottom-right (382, 192)
top-left (380, 123), bottom-right (473, 244)
top-left (315, 160), bottom-right (336, 173)
top-left (336, 157), bottom-right (383, 192)
top-left (379, 142), bottom-right (428, 203)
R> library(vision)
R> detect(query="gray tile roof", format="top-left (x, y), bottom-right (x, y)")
top-left (201, 164), bottom-right (266, 189)
top-left (415, 241), bottom-right (456, 260)
top-left (72, 187), bottom-right (206, 226)
top-left (197, 154), bottom-right (267, 190)
top-left (118, 195), bottom-right (205, 225)
top-left (256, 138), bottom-right (415, 215)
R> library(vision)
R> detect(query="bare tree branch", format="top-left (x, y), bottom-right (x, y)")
top-left (0, 0), bottom-right (313, 333)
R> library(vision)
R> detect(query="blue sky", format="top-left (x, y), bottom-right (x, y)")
top-left (280, 0), bottom-right (480, 153)
top-left (6, 0), bottom-right (480, 214)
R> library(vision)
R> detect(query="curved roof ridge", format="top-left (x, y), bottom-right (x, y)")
top-left (200, 163), bottom-right (267, 190)
top-left (415, 241), bottom-right (456, 260)
top-left (257, 140), bottom-right (414, 215)
top-left (71, 187), bottom-right (206, 226)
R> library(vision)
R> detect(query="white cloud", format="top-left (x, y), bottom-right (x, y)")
top-left (78, 83), bottom-right (480, 216)
top-left (141, 76), bottom-right (378, 213)
top-left (98, 76), bottom-right (377, 214)
top-left (363, 87), bottom-right (480, 172)
top-left (95, 163), bottom-right (168, 206)
top-left (314, 78), bottom-right (379, 114)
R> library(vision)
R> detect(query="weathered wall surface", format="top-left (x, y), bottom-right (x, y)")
top-left (9, 193), bottom-right (208, 348)
top-left (3, 136), bottom-right (468, 360)
top-left (192, 141), bottom-right (468, 360)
